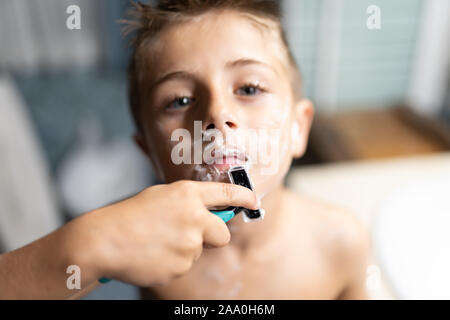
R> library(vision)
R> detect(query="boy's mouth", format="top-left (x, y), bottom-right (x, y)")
top-left (206, 147), bottom-right (248, 171)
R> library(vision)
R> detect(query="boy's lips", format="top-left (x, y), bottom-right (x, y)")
top-left (205, 147), bottom-right (248, 171)
top-left (213, 156), bottom-right (246, 170)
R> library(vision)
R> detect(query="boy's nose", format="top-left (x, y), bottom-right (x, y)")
top-left (203, 104), bottom-right (238, 133)
top-left (204, 120), bottom-right (237, 132)
top-left (202, 90), bottom-right (239, 133)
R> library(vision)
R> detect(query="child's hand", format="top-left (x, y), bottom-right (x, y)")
top-left (81, 180), bottom-right (258, 287)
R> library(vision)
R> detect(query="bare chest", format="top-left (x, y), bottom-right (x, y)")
top-left (147, 239), bottom-right (340, 300)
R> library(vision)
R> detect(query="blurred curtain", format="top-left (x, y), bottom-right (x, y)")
top-left (283, 0), bottom-right (424, 110)
top-left (0, 0), bottom-right (130, 74)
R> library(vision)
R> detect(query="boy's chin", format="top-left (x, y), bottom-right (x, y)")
top-left (190, 164), bottom-right (230, 183)
top-left (250, 164), bottom-right (290, 197)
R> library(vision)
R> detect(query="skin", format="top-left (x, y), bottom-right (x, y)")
top-left (135, 10), bottom-right (371, 299)
top-left (0, 181), bottom-right (258, 299)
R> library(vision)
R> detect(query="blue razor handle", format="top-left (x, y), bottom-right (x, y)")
top-left (98, 277), bottom-right (111, 284)
top-left (210, 208), bottom-right (236, 223)
top-left (98, 208), bottom-right (238, 284)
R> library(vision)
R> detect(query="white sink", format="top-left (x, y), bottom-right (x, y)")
top-left (374, 175), bottom-right (450, 299)
top-left (288, 153), bottom-right (450, 299)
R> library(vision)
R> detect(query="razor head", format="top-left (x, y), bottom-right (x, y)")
top-left (228, 166), bottom-right (263, 221)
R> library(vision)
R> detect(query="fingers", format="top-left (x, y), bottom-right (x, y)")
top-left (169, 180), bottom-right (258, 249)
top-left (194, 181), bottom-right (258, 210)
top-left (201, 211), bottom-right (231, 247)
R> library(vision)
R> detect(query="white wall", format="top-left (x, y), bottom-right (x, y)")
top-left (407, 0), bottom-right (450, 116)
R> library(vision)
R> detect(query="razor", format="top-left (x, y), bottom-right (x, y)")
top-left (98, 166), bottom-right (262, 284)
top-left (210, 166), bottom-right (263, 223)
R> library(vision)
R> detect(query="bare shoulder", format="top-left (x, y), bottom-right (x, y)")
top-left (284, 189), bottom-right (371, 272)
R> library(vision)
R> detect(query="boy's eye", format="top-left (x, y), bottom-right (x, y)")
top-left (166, 96), bottom-right (194, 110)
top-left (236, 83), bottom-right (265, 96)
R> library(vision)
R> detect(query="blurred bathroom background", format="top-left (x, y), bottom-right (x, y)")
top-left (0, 0), bottom-right (449, 299)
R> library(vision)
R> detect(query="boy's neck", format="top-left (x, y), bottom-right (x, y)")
top-left (227, 184), bottom-right (287, 253)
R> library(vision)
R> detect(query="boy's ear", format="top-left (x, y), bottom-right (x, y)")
top-left (291, 98), bottom-right (314, 158)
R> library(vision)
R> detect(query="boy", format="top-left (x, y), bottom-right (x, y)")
top-left (126, 0), bottom-right (370, 299)
top-left (0, 0), bottom-right (370, 300)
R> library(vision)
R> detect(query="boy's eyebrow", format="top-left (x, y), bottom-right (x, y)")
top-left (149, 71), bottom-right (194, 92)
top-left (149, 58), bottom-right (277, 92)
top-left (225, 58), bottom-right (278, 75)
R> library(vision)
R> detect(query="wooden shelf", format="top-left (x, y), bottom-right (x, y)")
top-left (308, 106), bottom-right (450, 162)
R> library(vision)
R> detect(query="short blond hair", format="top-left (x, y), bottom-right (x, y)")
top-left (122, 0), bottom-right (302, 132)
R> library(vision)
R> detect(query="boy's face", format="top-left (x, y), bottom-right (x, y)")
top-left (136, 10), bottom-right (313, 199)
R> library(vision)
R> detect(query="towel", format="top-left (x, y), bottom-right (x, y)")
top-left (0, 75), bottom-right (62, 252)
